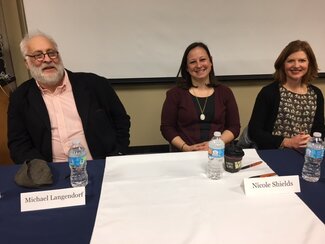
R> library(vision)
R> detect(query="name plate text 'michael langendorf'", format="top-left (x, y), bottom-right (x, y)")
top-left (244, 175), bottom-right (300, 196)
top-left (21, 187), bottom-right (85, 212)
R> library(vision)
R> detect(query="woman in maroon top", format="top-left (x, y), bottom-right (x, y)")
top-left (160, 42), bottom-right (240, 152)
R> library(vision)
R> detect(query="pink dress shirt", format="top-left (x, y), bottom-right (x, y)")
top-left (37, 71), bottom-right (93, 162)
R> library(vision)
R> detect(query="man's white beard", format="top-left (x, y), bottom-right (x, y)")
top-left (29, 62), bottom-right (65, 87)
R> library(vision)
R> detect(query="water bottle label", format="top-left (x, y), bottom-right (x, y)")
top-left (306, 148), bottom-right (324, 159)
top-left (69, 156), bottom-right (86, 167)
top-left (208, 148), bottom-right (224, 159)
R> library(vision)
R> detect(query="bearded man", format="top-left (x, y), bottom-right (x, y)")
top-left (8, 31), bottom-right (130, 164)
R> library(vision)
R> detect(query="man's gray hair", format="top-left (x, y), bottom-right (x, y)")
top-left (20, 31), bottom-right (58, 57)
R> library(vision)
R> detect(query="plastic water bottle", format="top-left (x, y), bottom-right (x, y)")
top-left (68, 140), bottom-right (88, 187)
top-left (302, 132), bottom-right (324, 182)
top-left (207, 131), bottom-right (225, 180)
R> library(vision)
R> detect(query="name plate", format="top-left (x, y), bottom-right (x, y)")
top-left (244, 175), bottom-right (300, 196)
top-left (21, 187), bottom-right (86, 212)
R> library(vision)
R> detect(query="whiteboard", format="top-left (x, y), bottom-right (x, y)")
top-left (22, 0), bottom-right (325, 79)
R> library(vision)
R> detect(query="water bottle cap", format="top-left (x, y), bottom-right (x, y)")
top-left (313, 132), bottom-right (322, 138)
top-left (214, 131), bottom-right (221, 137)
top-left (72, 139), bottom-right (81, 145)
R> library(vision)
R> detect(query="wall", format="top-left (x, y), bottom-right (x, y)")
top-left (114, 79), bottom-right (325, 146)
top-left (4, 1), bottom-right (325, 150)
top-left (2, 0), bottom-right (29, 84)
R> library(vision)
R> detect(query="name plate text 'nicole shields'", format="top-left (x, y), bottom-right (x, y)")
top-left (244, 175), bottom-right (300, 196)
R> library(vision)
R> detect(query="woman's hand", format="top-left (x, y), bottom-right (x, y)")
top-left (183, 141), bottom-right (209, 152)
top-left (171, 136), bottom-right (210, 152)
top-left (282, 133), bottom-right (311, 149)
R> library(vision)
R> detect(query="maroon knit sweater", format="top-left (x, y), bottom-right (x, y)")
top-left (161, 84), bottom-right (240, 148)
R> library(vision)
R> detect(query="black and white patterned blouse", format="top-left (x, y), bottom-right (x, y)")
top-left (272, 85), bottom-right (317, 138)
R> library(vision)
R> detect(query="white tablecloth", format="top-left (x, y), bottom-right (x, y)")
top-left (91, 149), bottom-right (325, 244)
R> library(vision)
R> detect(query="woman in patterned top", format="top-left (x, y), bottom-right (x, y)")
top-left (248, 40), bottom-right (325, 149)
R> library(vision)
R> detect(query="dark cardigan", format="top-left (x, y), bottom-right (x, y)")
top-left (248, 81), bottom-right (325, 149)
top-left (161, 84), bottom-right (240, 147)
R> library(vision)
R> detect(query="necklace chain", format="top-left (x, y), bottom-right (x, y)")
top-left (282, 84), bottom-right (307, 94)
top-left (195, 96), bottom-right (208, 120)
top-left (192, 88), bottom-right (209, 120)
top-left (195, 96), bottom-right (208, 114)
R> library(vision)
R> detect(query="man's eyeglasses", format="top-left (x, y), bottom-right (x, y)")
top-left (26, 51), bottom-right (59, 62)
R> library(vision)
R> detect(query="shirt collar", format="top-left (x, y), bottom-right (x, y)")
top-left (36, 70), bottom-right (71, 95)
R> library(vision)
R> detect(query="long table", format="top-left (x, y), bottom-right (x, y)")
top-left (259, 149), bottom-right (325, 225)
top-left (0, 160), bottom-right (105, 244)
top-left (0, 149), bottom-right (324, 243)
